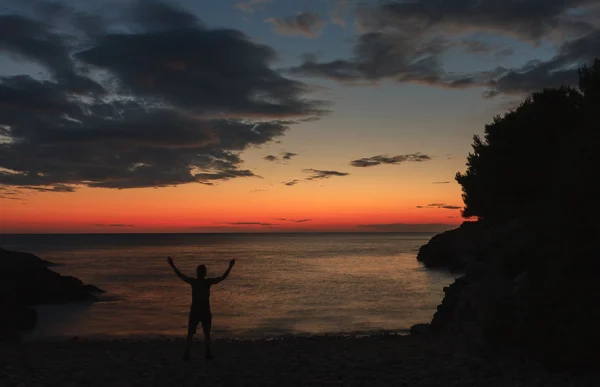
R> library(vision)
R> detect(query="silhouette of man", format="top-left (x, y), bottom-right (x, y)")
top-left (167, 256), bottom-right (235, 361)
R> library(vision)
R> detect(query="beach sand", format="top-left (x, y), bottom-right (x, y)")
top-left (1, 334), bottom-right (596, 386)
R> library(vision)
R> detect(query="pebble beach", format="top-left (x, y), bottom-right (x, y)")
top-left (1, 334), bottom-right (597, 387)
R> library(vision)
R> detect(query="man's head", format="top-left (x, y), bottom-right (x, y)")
top-left (196, 264), bottom-right (207, 278)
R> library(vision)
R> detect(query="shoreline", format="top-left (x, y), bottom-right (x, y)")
top-left (21, 328), bottom-right (413, 343)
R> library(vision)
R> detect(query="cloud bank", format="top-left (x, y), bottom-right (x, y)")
top-left (288, 0), bottom-right (600, 97)
top-left (0, 1), bottom-right (326, 192)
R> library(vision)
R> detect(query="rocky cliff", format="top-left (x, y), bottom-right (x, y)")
top-left (418, 218), bottom-right (600, 371)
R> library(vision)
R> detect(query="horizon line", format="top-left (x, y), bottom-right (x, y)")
top-left (0, 230), bottom-right (450, 236)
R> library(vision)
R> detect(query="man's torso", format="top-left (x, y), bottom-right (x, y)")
top-left (190, 279), bottom-right (211, 315)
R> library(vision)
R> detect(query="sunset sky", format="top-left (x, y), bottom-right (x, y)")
top-left (1, 0), bottom-right (598, 233)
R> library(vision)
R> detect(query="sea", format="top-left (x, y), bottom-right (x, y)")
top-left (1, 233), bottom-right (458, 340)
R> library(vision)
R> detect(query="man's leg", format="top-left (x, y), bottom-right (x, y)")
top-left (184, 314), bottom-right (199, 361)
top-left (201, 315), bottom-right (213, 360)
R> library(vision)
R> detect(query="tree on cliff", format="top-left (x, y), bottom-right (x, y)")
top-left (456, 58), bottom-right (600, 221)
top-left (446, 60), bottom-right (600, 370)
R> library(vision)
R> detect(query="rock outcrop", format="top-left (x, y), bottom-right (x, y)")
top-left (420, 219), bottom-right (600, 371)
top-left (416, 219), bottom-right (528, 272)
top-left (0, 248), bottom-right (103, 341)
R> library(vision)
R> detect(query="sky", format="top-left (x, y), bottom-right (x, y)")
top-left (0, 0), bottom-right (599, 233)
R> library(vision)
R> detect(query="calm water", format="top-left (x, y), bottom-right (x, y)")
top-left (1, 233), bottom-right (457, 340)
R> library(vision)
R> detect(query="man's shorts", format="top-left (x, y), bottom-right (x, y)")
top-left (188, 309), bottom-right (212, 335)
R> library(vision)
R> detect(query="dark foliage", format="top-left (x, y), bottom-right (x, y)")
top-left (447, 59), bottom-right (600, 371)
top-left (456, 59), bottom-right (600, 221)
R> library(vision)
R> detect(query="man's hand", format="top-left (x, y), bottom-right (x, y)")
top-left (229, 259), bottom-right (236, 267)
top-left (167, 256), bottom-right (174, 266)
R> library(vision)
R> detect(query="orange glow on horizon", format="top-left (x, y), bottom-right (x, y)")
top-left (1, 202), bottom-right (462, 233)
top-left (1, 163), bottom-right (465, 234)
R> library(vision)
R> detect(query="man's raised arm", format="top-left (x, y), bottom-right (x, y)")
top-left (167, 257), bottom-right (193, 284)
top-left (210, 259), bottom-right (235, 285)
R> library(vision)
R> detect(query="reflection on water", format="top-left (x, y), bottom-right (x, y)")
top-left (1, 233), bottom-right (458, 339)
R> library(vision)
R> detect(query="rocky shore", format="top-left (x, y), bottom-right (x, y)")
top-left (416, 219), bottom-right (527, 271)
top-left (0, 248), bottom-right (102, 341)
top-left (417, 218), bottom-right (600, 372)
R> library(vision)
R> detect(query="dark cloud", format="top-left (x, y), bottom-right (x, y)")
top-left (77, 25), bottom-right (325, 118)
top-left (0, 195), bottom-right (25, 200)
top-left (193, 169), bottom-right (257, 184)
top-left (288, 32), bottom-right (455, 85)
top-left (0, 75), bottom-right (79, 121)
top-left (0, 14), bottom-right (68, 75)
top-left (462, 39), bottom-right (494, 54)
top-left (330, 0), bottom-right (351, 27)
top-left (277, 218), bottom-right (311, 223)
top-left (264, 152), bottom-right (298, 162)
top-left (283, 169), bottom-right (348, 186)
top-left (281, 152), bottom-right (298, 160)
top-left (26, 0), bottom-right (107, 38)
top-left (0, 187), bottom-right (25, 200)
top-left (0, 14), bottom-right (102, 93)
top-left (235, 0), bottom-right (272, 13)
top-left (461, 40), bottom-right (514, 58)
top-left (350, 153), bottom-right (431, 167)
top-left (265, 12), bottom-right (326, 38)
top-left (18, 185), bottom-right (75, 192)
top-left (94, 224), bottom-right (135, 227)
top-left (432, 181), bottom-right (450, 184)
top-left (0, 100), bottom-right (279, 188)
top-left (303, 169), bottom-right (349, 180)
top-left (0, 14), bottom-right (104, 96)
top-left (131, 0), bottom-right (200, 30)
top-left (0, 1), bottom-right (326, 191)
top-left (362, 0), bottom-right (595, 42)
top-left (484, 30), bottom-right (600, 97)
top-left (417, 203), bottom-right (462, 210)
top-left (223, 222), bottom-right (277, 227)
top-left (357, 223), bottom-right (456, 232)
top-left (288, 0), bottom-right (598, 96)
top-left (194, 225), bottom-right (241, 229)
top-left (495, 47), bottom-right (515, 58)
